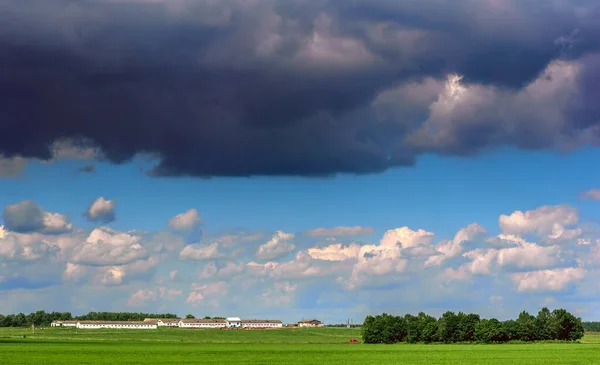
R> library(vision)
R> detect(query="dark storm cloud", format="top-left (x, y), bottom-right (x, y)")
top-left (2, 199), bottom-right (72, 234)
top-left (2, 200), bottom-right (45, 233)
top-left (0, 0), bottom-right (599, 177)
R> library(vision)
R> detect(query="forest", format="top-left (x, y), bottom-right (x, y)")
top-left (362, 308), bottom-right (586, 344)
top-left (0, 311), bottom-right (178, 327)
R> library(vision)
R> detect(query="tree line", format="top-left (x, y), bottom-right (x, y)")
top-left (362, 308), bottom-right (585, 344)
top-left (0, 311), bottom-right (178, 327)
top-left (583, 322), bottom-right (600, 332)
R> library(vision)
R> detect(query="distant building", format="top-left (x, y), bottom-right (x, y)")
top-left (76, 321), bottom-right (158, 329)
top-left (178, 318), bottom-right (227, 329)
top-left (226, 317), bottom-right (242, 328)
top-left (298, 319), bottom-right (323, 327)
top-left (51, 320), bottom-right (78, 327)
top-left (241, 320), bottom-right (283, 329)
top-left (144, 318), bottom-right (181, 327)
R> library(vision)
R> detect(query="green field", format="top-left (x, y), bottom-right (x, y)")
top-left (1, 328), bottom-right (600, 364)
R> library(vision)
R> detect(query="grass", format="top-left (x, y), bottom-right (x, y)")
top-left (1, 328), bottom-right (600, 364)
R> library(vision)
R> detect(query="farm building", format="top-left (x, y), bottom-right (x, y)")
top-left (178, 318), bottom-right (227, 328)
top-left (76, 321), bottom-right (158, 329)
top-left (241, 320), bottom-right (283, 328)
top-left (50, 320), bottom-right (78, 327)
top-left (298, 319), bottom-right (323, 327)
top-left (226, 317), bottom-right (242, 328)
top-left (144, 318), bottom-right (181, 327)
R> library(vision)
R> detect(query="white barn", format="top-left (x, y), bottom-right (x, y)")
top-left (178, 318), bottom-right (227, 328)
top-left (51, 320), bottom-right (78, 327)
top-left (76, 321), bottom-right (157, 329)
top-left (226, 317), bottom-right (242, 328)
top-left (298, 319), bottom-right (323, 327)
top-left (242, 320), bottom-right (283, 329)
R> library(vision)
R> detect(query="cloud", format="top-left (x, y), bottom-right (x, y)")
top-left (180, 243), bottom-right (223, 261)
top-left (512, 268), bottom-right (587, 292)
top-left (127, 288), bottom-right (159, 307)
top-left (198, 262), bottom-right (218, 279)
top-left (0, 1), bottom-right (598, 178)
top-left (305, 226), bottom-right (375, 237)
top-left (444, 235), bottom-right (564, 283)
top-left (186, 281), bottom-right (227, 306)
top-left (347, 244), bottom-right (407, 289)
top-left (307, 243), bottom-right (361, 261)
top-left (62, 263), bottom-right (87, 283)
top-left (0, 225), bottom-right (59, 262)
top-left (499, 205), bottom-right (580, 240)
top-left (168, 209), bottom-right (201, 230)
top-left (2, 200), bottom-right (72, 234)
top-left (218, 262), bottom-right (245, 278)
top-left (0, 156), bottom-right (27, 177)
top-left (425, 223), bottom-right (487, 267)
top-left (69, 227), bottom-right (147, 266)
top-left (380, 227), bottom-right (435, 249)
top-left (256, 231), bottom-right (296, 260)
top-left (127, 287), bottom-right (183, 307)
top-left (84, 197), bottom-right (116, 224)
top-left (4, 200), bottom-right (600, 319)
top-left (580, 189), bottom-right (600, 200)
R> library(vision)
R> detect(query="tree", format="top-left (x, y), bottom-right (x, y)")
top-left (474, 319), bottom-right (507, 343)
top-left (385, 315), bottom-right (407, 343)
top-left (583, 322), bottom-right (600, 332)
top-left (455, 313), bottom-right (480, 342)
top-left (186, 314), bottom-right (195, 319)
top-left (362, 315), bottom-right (385, 344)
top-left (515, 311), bottom-right (537, 342)
top-left (421, 321), bottom-right (439, 343)
top-left (535, 307), bottom-right (555, 341)
top-left (502, 320), bottom-right (519, 341)
top-left (437, 311), bottom-right (459, 343)
top-left (551, 309), bottom-right (584, 341)
top-left (405, 314), bottom-right (420, 343)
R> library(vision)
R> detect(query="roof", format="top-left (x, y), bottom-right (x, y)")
top-left (242, 319), bottom-right (283, 324)
top-left (299, 319), bottom-right (322, 323)
top-left (77, 321), bottom-right (154, 325)
top-left (52, 320), bottom-right (78, 324)
top-left (226, 317), bottom-right (241, 322)
top-left (180, 318), bottom-right (226, 323)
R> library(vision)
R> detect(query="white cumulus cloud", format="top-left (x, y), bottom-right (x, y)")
top-left (256, 231), bottom-right (296, 260)
top-left (84, 197), bottom-right (116, 223)
top-left (168, 209), bottom-right (202, 230)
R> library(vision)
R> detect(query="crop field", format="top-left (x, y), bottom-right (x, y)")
top-left (1, 328), bottom-right (600, 364)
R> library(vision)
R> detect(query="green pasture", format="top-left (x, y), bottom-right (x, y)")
top-left (1, 328), bottom-right (599, 364)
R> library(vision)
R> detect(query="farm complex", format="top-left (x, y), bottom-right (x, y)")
top-left (51, 317), bottom-right (294, 329)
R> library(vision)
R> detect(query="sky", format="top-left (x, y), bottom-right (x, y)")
top-left (0, 0), bottom-right (600, 323)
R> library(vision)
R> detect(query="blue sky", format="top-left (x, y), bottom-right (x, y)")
top-left (2, 146), bottom-right (600, 322)
top-left (3, 146), bottom-right (599, 236)
top-left (1, 0), bottom-right (600, 323)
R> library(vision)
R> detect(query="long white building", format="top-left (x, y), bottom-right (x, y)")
top-left (144, 318), bottom-right (181, 327)
top-left (179, 318), bottom-right (227, 328)
top-left (76, 321), bottom-right (158, 329)
top-left (50, 320), bottom-right (78, 327)
top-left (242, 320), bottom-right (283, 328)
top-left (50, 317), bottom-right (284, 330)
